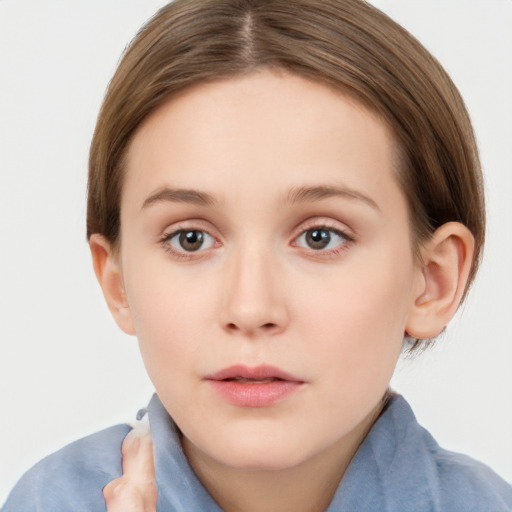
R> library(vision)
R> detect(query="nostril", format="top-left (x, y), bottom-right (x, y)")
top-left (225, 322), bottom-right (278, 333)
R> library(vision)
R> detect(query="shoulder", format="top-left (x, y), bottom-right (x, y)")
top-left (2, 423), bottom-right (131, 512)
top-left (428, 436), bottom-right (512, 511)
top-left (384, 395), bottom-right (512, 511)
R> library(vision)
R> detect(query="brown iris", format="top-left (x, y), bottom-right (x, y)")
top-left (179, 230), bottom-right (204, 251)
top-left (305, 229), bottom-right (331, 250)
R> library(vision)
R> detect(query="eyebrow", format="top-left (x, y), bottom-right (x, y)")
top-left (142, 187), bottom-right (217, 209)
top-left (141, 184), bottom-right (379, 211)
top-left (286, 185), bottom-right (380, 211)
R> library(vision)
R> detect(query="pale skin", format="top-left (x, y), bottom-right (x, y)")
top-left (103, 426), bottom-right (157, 512)
top-left (91, 69), bottom-right (475, 512)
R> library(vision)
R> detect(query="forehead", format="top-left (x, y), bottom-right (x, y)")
top-left (122, 69), bottom-right (403, 216)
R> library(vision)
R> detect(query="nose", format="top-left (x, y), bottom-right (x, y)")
top-left (219, 243), bottom-right (289, 337)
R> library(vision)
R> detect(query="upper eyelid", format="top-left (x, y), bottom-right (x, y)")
top-left (296, 226), bottom-right (349, 239)
top-left (162, 220), bottom-right (218, 237)
top-left (160, 217), bottom-right (353, 243)
top-left (292, 218), bottom-right (353, 240)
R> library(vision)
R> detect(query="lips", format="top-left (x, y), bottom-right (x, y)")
top-left (205, 365), bottom-right (305, 408)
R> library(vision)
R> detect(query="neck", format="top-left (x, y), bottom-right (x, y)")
top-left (182, 399), bottom-right (385, 512)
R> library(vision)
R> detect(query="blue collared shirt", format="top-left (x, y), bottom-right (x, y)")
top-left (3, 394), bottom-right (511, 511)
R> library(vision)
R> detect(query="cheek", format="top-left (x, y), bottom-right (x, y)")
top-left (299, 252), bottom-right (414, 376)
top-left (304, 258), bottom-right (412, 332)
top-left (122, 261), bottom-right (213, 381)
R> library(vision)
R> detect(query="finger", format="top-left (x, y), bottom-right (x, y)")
top-left (121, 426), bottom-right (156, 485)
top-left (104, 478), bottom-right (146, 512)
top-left (103, 425), bottom-right (157, 512)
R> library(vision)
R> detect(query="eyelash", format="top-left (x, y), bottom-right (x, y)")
top-left (159, 221), bottom-right (354, 261)
top-left (159, 225), bottom-right (218, 261)
top-left (292, 220), bottom-right (353, 258)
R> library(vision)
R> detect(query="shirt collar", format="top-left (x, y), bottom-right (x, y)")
top-left (147, 393), bottom-right (433, 511)
top-left (148, 394), bottom-right (223, 511)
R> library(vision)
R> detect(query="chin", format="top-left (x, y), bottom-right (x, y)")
top-left (220, 450), bottom-right (308, 472)
top-left (205, 429), bottom-right (319, 471)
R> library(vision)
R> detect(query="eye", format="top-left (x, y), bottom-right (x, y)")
top-left (164, 229), bottom-right (216, 253)
top-left (295, 227), bottom-right (349, 251)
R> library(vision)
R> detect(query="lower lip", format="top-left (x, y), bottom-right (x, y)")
top-left (207, 380), bottom-right (303, 407)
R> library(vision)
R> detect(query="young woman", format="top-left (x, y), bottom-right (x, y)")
top-left (3, 1), bottom-right (511, 511)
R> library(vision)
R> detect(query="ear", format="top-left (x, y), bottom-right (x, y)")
top-left (89, 234), bottom-right (136, 335)
top-left (406, 222), bottom-right (475, 340)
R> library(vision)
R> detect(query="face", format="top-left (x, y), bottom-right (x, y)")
top-left (116, 70), bottom-right (422, 471)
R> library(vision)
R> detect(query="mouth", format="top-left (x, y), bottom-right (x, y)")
top-left (206, 364), bottom-right (303, 382)
top-left (205, 365), bottom-right (305, 407)
top-left (223, 377), bottom-right (284, 383)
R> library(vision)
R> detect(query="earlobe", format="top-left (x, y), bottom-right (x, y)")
top-left (406, 222), bottom-right (475, 340)
top-left (89, 234), bottom-right (136, 336)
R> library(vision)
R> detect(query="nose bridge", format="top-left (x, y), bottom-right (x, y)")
top-left (221, 237), bottom-right (287, 336)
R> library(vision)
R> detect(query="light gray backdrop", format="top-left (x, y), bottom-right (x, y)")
top-left (1, 0), bottom-right (511, 502)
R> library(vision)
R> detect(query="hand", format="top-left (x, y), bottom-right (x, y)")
top-left (103, 423), bottom-right (157, 512)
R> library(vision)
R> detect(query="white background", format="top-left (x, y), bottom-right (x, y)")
top-left (1, 0), bottom-right (511, 503)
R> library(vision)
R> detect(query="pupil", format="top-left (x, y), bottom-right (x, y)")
top-left (306, 229), bottom-right (330, 249)
top-left (180, 230), bottom-right (203, 251)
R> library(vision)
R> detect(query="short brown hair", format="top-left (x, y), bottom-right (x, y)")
top-left (88, 0), bottom-right (484, 293)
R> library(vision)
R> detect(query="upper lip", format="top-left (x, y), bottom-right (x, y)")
top-left (205, 364), bottom-right (304, 382)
